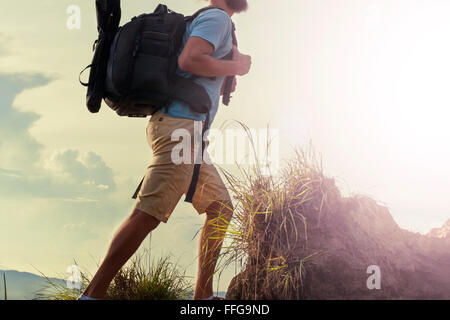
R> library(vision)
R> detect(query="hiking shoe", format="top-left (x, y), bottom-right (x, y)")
top-left (78, 294), bottom-right (100, 301)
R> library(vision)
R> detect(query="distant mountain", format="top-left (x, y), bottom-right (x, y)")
top-left (427, 219), bottom-right (450, 239)
top-left (0, 270), bottom-right (65, 300)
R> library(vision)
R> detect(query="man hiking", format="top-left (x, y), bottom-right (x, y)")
top-left (80, 0), bottom-right (251, 300)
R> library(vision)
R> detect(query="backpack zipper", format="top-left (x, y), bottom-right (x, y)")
top-left (132, 35), bottom-right (142, 57)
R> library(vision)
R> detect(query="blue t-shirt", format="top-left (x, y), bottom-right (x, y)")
top-left (161, 8), bottom-right (233, 126)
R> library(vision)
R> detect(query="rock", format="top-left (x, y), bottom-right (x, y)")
top-left (227, 187), bottom-right (450, 300)
top-left (427, 219), bottom-right (450, 239)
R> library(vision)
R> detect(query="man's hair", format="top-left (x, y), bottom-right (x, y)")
top-left (207, 0), bottom-right (249, 13)
top-left (225, 0), bottom-right (248, 13)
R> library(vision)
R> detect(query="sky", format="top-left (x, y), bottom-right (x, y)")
top-left (1, 0), bottom-right (450, 292)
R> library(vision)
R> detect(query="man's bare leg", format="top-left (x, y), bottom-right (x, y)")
top-left (194, 200), bottom-right (233, 300)
top-left (83, 209), bottom-right (160, 299)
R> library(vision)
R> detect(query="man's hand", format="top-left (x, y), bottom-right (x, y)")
top-left (232, 46), bottom-right (252, 76)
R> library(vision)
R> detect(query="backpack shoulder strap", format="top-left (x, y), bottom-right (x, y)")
top-left (222, 22), bottom-right (238, 106)
top-left (185, 6), bottom-right (226, 22)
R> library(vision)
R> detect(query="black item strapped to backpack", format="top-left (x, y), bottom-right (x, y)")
top-left (81, 2), bottom-right (237, 118)
top-left (80, 0), bottom-right (121, 114)
top-left (81, 2), bottom-right (238, 203)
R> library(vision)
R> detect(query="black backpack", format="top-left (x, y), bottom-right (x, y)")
top-left (82, 3), bottom-right (236, 118)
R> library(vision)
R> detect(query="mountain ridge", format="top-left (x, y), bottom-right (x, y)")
top-left (0, 269), bottom-right (65, 300)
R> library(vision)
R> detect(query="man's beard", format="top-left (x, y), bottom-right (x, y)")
top-left (225, 0), bottom-right (248, 13)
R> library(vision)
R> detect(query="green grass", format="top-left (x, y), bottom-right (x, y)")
top-left (34, 254), bottom-right (193, 300)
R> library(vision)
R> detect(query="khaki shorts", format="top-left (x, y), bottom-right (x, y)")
top-left (133, 111), bottom-right (231, 223)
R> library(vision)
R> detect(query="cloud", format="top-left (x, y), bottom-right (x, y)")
top-left (44, 148), bottom-right (116, 198)
top-left (0, 151), bottom-right (116, 199)
top-left (0, 73), bottom-right (116, 200)
top-left (0, 73), bottom-right (48, 169)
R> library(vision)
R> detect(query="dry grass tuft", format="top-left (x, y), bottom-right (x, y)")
top-left (216, 137), bottom-right (338, 299)
top-left (35, 254), bottom-right (192, 300)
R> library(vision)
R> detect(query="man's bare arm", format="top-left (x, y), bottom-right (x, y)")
top-left (178, 37), bottom-right (251, 77)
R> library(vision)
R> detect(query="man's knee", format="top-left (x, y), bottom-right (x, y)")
top-left (205, 200), bottom-right (234, 221)
top-left (129, 208), bottom-right (161, 232)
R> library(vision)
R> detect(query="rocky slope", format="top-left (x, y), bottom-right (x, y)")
top-left (427, 219), bottom-right (450, 239)
top-left (226, 180), bottom-right (450, 300)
